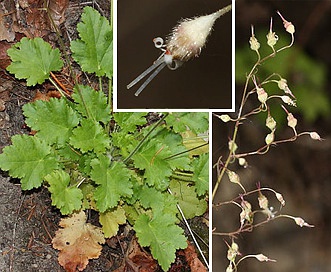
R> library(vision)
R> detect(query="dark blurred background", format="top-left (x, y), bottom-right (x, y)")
top-left (213, 0), bottom-right (331, 271)
top-left (117, 0), bottom-right (232, 109)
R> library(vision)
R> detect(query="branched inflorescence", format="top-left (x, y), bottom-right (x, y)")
top-left (212, 11), bottom-right (321, 271)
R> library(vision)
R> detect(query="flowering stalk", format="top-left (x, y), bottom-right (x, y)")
top-left (212, 11), bottom-right (297, 200)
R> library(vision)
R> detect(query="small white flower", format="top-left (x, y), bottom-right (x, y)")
top-left (294, 217), bottom-right (314, 228)
top-left (309, 132), bottom-right (323, 141)
top-left (277, 11), bottom-right (295, 34)
top-left (250, 25), bottom-right (260, 51)
top-left (281, 95), bottom-right (296, 106)
top-left (275, 192), bottom-right (285, 206)
top-left (218, 114), bottom-right (231, 122)
top-left (254, 253), bottom-right (276, 262)
top-left (265, 132), bottom-right (274, 145)
top-left (257, 87), bottom-right (268, 104)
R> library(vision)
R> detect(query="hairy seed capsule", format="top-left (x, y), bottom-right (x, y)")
top-left (127, 5), bottom-right (232, 96)
top-left (167, 5), bottom-right (232, 61)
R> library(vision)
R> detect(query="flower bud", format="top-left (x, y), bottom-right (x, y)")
top-left (277, 11), bottom-right (295, 34)
top-left (249, 25), bottom-right (260, 51)
top-left (226, 263), bottom-right (234, 272)
top-left (266, 18), bottom-right (278, 48)
top-left (275, 192), bottom-right (285, 206)
top-left (257, 87), bottom-right (268, 104)
top-left (218, 114), bottom-right (231, 122)
top-left (278, 78), bottom-right (295, 98)
top-left (258, 192), bottom-right (269, 210)
top-left (294, 217), bottom-right (314, 228)
top-left (266, 113), bottom-right (276, 131)
top-left (240, 200), bottom-right (253, 225)
top-left (238, 157), bottom-right (248, 168)
top-left (265, 132), bottom-right (274, 145)
top-left (287, 112), bottom-right (297, 129)
top-left (227, 170), bottom-right (240, 185)
top-left (309, 132), bottom-right (323, 141)
top-left (278, 78), bottom-right (287, 90)
top-left (254, 254), bottom-right (276, 262)
top-left (227, 241), bottom-right (239, 262)
top-left (281, 95), bottom-right (296, 106)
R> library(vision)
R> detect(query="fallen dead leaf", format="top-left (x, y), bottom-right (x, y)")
top-left (114, 237), bottom-right (158, 272)
top-left (32, 90), bottom-right (61, 102)
top-left (0, 41), bottom-right (12, 69)
top-left (183, 242), bottom-right (207, 272)
top-left (0, 1), bottom-right (16, 42)
top-left (48, 0), bottom-right (69, 26)
top-left (52, 210), bottom-right (105, 272)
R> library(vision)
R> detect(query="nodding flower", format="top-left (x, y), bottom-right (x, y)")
top-left (127, 4), bottom-right (232, 96)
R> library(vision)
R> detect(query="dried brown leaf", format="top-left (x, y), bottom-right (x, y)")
top-left (184, 242), bottom-right (207, 272)
top-left (114, 238), bottom-right (158, 272)
top-left (48, 0), bottom-right (69, 26)
top-left (52, 211), bottom-right (105, 272)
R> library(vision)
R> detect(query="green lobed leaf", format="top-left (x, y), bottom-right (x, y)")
top-left (122, 174), bottom-right (144, 205)
top-left (122, 204), bottom-right (140, 225)
top-left (132, 138), bottom-right (173, 191)
top-left (69, 118), bottom-right (110, 153)
top-left (111, 113), bottom-right (149, 157)
top-left (149, 128), bottom-right (191, 170)
top-left (170, 180), bottom-right (207, 219)
top-left (70, 6), bottom-right (113, 77)
top-left (90, 155), bottom-right (133, 212)
top-left (99, 206), bottom-right (127, 238)
top-left (134, 213), bottom-right (187, 271)
top-left (72, 85), bottom-right (111, 124)
top-left (77, 152), bottom-right (97, 175)
top-left (56, 145), bottom-right (81, 162)
top-left (191, 153), bottom-right (209, 196)
top-left (44, 170), bottom-right (83, 215)
top-left (6, 37), bottom-right (63, 86)
top-left (23, 98), bottom-right (80, 146)
top-left (113, 112), bottom-right (148, 133)
top-left (111, 132), bottom-right (138, 158)
top-left (0, 134), bottom-right (58, 190)
top-left (137, 185), bottom-right (178, 220)
top-left (165, 112), bottom-right (209, 134)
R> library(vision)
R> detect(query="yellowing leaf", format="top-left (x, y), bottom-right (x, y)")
top-left (170, 180), bottom-right (207, 219)
top-left (52, 211), bottom-right (105, 272)
top-left (182, 130), bottom-right (209, 156)
top-left (99, 206), bottom-right (127, 238)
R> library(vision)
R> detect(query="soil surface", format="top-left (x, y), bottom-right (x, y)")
top-left (0, 2), bottom-right (116, 271)
top-left (0, 1), bottom-right (208, 271)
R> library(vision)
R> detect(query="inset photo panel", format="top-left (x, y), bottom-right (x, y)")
top-left (115, 0), bottom-right (233, 110)
top-left (213, 0), bottom-right (331, 271)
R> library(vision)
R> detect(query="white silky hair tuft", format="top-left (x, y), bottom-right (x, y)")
top-left (166, 5), bottom-right (232, 61)
top-left (127, 4), bottom-right (232, 95)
